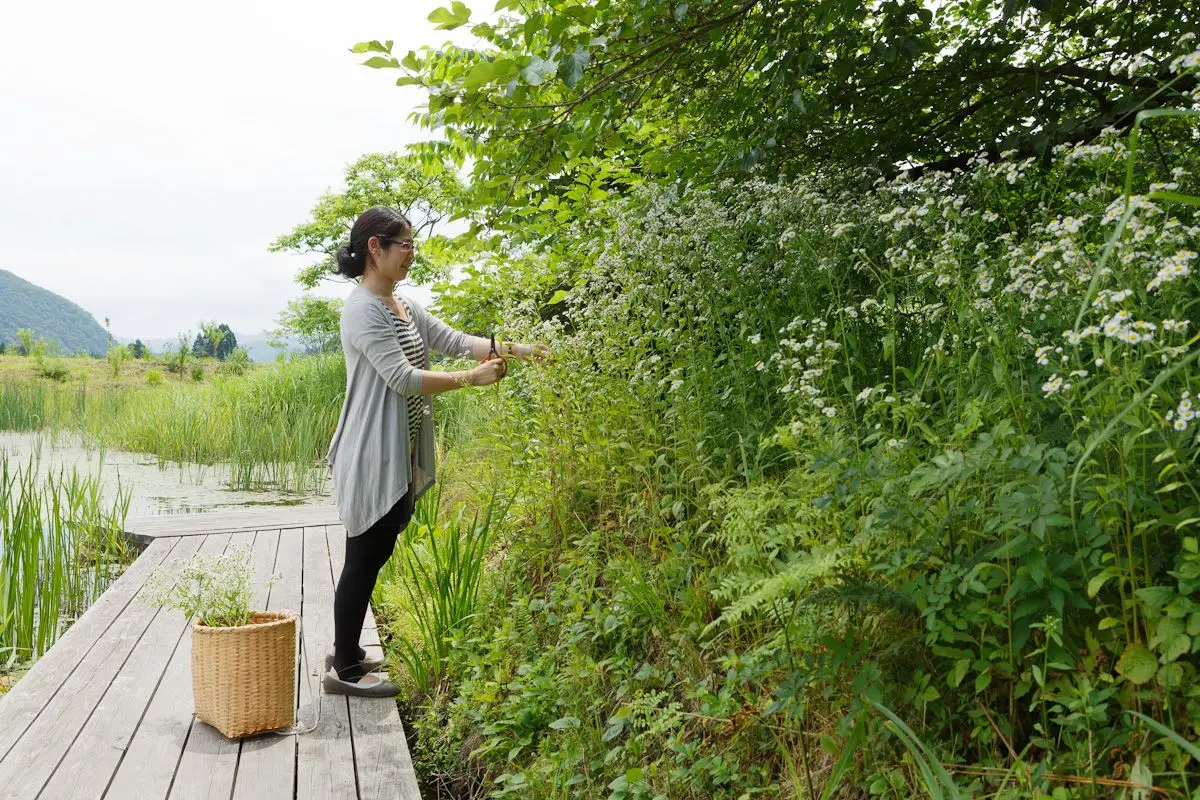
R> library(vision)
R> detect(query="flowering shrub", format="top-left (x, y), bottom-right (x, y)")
top-left (400, 110), bottom-right (1200, 798)
top-left (142, 547), bottom-right (256, 628)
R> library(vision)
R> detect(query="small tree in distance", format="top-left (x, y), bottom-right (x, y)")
top-left (270, 296), bottom-right (343, 355)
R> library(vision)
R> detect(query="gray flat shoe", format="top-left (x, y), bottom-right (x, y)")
top-left (324, 646), bottom-right (385, 674)
top-left (322, 668), bottom-right (401, 698)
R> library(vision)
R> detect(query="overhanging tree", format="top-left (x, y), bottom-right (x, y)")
top-left (356, 0), bottom-right (1199, 228)
top-left (270, 150), bottom-right (473, 288)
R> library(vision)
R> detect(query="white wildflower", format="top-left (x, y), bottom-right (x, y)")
top-left (1042, 375), bottom-right (1066, 396)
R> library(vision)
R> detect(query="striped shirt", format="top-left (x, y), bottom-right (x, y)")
top-left (385, 299), bottom-right (426, 446)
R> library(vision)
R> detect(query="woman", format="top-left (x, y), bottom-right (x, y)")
top-left (323, 206), bottom-right (545, 697)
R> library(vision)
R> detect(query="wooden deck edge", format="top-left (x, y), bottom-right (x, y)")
top-left (124, 506), bottom-right (341, 544)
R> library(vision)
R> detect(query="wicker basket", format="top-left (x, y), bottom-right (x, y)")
top-left (191, 611), bottom-right (297, 739)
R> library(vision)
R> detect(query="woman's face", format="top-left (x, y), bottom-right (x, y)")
top-left (367, 226), bottom-right (416, 282)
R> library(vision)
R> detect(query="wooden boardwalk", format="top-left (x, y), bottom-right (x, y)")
top-left (0, 506), bottom-right (422, 800)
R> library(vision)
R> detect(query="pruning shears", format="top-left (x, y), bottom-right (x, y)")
top-left (488, 333), bottom-right (508, 376)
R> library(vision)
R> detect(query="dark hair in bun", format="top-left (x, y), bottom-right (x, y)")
top-left (335, 206), bottom-right (413, 280)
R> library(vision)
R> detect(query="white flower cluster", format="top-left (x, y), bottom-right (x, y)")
top-left (1147, 249), bottom-right (1196, 292)
top-left (1170, 49), bottom-right (1200, 74)
top-left (1036, 345), bottom-right (1070, 366)
top-left (1102, 195), bottom-right (1162, 226)
top-left (1060, 139), bottom-right (1126, 165)
top-left (1092, 288), bottom-right (1132, 309)
top-left (1167, 392), bottom-right (1195, 432)
top-left (772, 316), bottom-right (841, 418)
top-left (1043, 374), bottom-right (1071, 396)
top-left (1162, 319), bottom-right (1190, 334)
top-left (1100, 311), bottom-right (1156, 344)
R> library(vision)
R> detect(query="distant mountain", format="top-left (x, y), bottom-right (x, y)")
top-left (0, 270), bottom-right (110, 356)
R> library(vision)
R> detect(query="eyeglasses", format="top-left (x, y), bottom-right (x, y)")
top-left (381, 237), bottom-right (417, 252)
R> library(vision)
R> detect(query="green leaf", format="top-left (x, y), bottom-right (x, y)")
top-left (1162, 633), bottom-right (1191, 662)
top-left (1115, 643), bottom-right (1157, 685)
top-left (948, 658), bottom-right (969, 688)
top-left (1157, 662), bottom-right (1185, 688)
top-left (674, 3), bottom-right (689, 22)
top-left (351, 40), bottom-right (392, 55)
top-left (549, 715), bottom-right (580, 730)
top-left (521, 56), bottom-right (549, 86)
top-left (429, 1), bottom-right (472, 30)
top-left (558, 46), bottom-right (590, 88)
top-left (362, 56), bottom-right (400, 69)
top-left (1126, 710), bottom-right (1200, 760)
top-left (546, 289), bottom-right (569, 305)
top-left (1149, 190), bottom-right (1200, 207)
top-left (464, 60), bottom-right (497, 89)
top-left (1087, 571), bottom-right (1114, 598)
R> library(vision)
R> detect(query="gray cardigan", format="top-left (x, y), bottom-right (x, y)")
top-left (327, 285), bottom-right (486, 536)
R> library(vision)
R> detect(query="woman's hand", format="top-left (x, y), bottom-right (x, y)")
top-left (468, 356), bottom-right (507, 386)
top-left (507, 342), bottom-right (552, 363)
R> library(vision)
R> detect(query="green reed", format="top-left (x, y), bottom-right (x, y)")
top-left (2, 355), bottom-right (345, 495)
top-left (0, 458), bottom-right (132, 662)
top-left (380, 481), bottom-right (509, 694)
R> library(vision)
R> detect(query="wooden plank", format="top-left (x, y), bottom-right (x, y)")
top-left (103, 532), bottom-right (234, 799)
top-left (296, 526), bottom-right (358, 800)
top-left (126, 507), bottom-right (340, 541)
top-left (38, 535), bottom-right (209, 800)
top-left (0, 537), bottom-right (178, 759)
top-left (326, 526), bottom-right (423, 800)
top-left (125, 507), bottom-right (337, 534)
top-left (231, 528), bottom-right (298, 800)
top-left (168, 530), bottom-right (255, 800)
top-left (0, 537), bottom-right (202, 797)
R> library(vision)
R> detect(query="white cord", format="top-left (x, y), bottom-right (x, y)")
top-left (271, 612), bottom-right (323, 736)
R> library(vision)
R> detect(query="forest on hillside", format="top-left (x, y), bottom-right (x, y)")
top-left (0, 269), bottom-right (109, 356)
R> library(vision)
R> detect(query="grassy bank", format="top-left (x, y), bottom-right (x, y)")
top-left (380, 123), bottom-right (1200, 798)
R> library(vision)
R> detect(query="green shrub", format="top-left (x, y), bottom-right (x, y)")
top-left (389, 118), bottom-right (1200, 797)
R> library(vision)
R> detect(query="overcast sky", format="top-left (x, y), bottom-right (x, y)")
top-left (0, 0), bottom-right (473, 340)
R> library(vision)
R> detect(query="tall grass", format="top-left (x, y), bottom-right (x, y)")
top-left (0, 458), bottom-right (132, 663)
top-left (1, 355), bottom-right (345, 494)
top-left (379, 482), bottom-right (509, 694)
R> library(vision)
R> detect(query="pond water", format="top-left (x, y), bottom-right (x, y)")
top-left (0, 430), bottom-right (331, 517)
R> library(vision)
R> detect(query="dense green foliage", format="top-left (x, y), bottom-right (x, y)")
top-left (360, 0), bottom-right (1199, 232)
top-left (0, 270), bottom-right (110, 357)
top-left (372, 114), bottom-right (1200, 796)
top-left (257, 2), bottom-right (1200, 795)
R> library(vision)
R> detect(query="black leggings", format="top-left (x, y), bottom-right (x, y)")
top-left (332, 486), bottom-right (415, 675)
